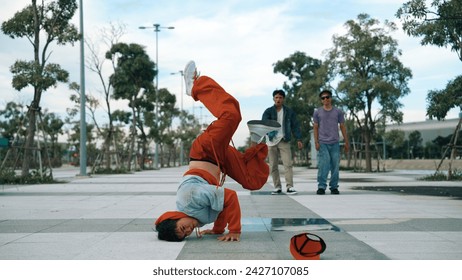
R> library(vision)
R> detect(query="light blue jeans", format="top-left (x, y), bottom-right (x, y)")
top-left (317, 143), bottom-right (340, 190)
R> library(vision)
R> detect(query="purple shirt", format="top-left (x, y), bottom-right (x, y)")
top-left (313, 107), bottom-right (345, 144)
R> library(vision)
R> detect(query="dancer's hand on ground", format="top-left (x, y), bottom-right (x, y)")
top-left (217, 233), bottom-right (240, 242)
top-left (199, 230), bottom-right (240, 241)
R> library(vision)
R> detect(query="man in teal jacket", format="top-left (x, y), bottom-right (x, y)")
top-left (262, 89), bottom-right (303, 195)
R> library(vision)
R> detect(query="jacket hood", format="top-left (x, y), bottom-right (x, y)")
top-left (155, 211), bottom-right (190, 225)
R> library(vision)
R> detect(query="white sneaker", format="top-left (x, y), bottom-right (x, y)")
top-left (247, 120), bottom-right (280, 143)
top-left (184, 60), bottom-right (198, 96)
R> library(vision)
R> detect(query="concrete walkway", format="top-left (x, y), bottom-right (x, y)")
top-left (0, 166), bottom-right (461, 260)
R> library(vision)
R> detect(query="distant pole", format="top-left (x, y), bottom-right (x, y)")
top-left (154, 24), bottom-right (159, 169)
top-left (138, 23), bottom-right (174, 169)
top-left (79, 0), bottom-right (87, 176)
top-left (180, 70), bottom-right (184, 166)
top-left (171, 70), bottom-right (184, 165)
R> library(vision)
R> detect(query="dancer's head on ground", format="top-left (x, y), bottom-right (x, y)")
top-left (156, 216), bottom-right (200, 242)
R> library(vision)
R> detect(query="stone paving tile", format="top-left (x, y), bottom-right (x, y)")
top-left (0, 166), bottom-right (461, 260)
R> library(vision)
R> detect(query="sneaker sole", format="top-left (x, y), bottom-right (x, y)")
top-left (184, 60), bottom-right (196, 96)
top-left (247, 120), bottom-right (281, 128)
top-left (184, 61), bottom-right (196, 75)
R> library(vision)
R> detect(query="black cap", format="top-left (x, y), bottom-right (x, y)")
top-left (273, 89), bottom-right (285, 98)
top-left (319, 90), bottom-right (332, 98)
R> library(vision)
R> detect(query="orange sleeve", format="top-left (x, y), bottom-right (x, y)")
top-left (212, 188), bottom-right (241, 234)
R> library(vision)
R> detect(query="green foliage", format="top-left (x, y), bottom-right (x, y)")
top-left (273, 51), bottom-right (323, 150)
top-left (1, 0), bottom-right (79, 44)
top-left (107, 43), bottom-right (156, 101)
top-left (10, 61), bottom-right (69, 92)
top-left (0, 168), bottom-right (57, 185)
top-left (1, 0), bottom-right (80, 177)
top-left (426, 75), bottom-right (462, 120)
top-left (112, 110), bottom-right (132, 124)
top-left (420, 170), bottom-right (462, 181)
top-left (384, 129), bottom-right (406, 148)
top-left (107, 42), bottom-right (159, 169)
top-left (327, 14), bottom-right (412, 125)
top-left (324, 13), bottom-right (412, 171)
top-left (148, 88), bottom-right (180, 141)
top-left (397, 0), bottom-right (462, 61)
top-left (397, 0), bottom-right (462, 120)
top-left (0, 102), bottom-right (27, 139)
top-left (273, 51), bottom-right (323, 93)
top-left (92, 167), bottom-right (130, 175)
top-left (1, 0), bottom-right (79, 93)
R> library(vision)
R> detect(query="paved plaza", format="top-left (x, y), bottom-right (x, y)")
top-left (0, 165), bottom-right (461, 260)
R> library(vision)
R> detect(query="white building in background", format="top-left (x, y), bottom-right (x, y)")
top-left (385, 118), bottom-right (460, 144)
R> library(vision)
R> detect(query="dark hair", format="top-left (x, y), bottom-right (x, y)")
top-left (319, 90), bottom-right (332, 98)
top-left (156, 219), bottom-right (184, 242)
top-left (273, 89), bottom-right (285, 98)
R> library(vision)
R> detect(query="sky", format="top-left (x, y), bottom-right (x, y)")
top-left (0, 0), bottom-right (461, 148)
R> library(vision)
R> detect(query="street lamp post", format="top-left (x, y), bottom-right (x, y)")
top-left (171, 70), bottom-right (184, 165)
top-left (79, 0), bottom-right (87, 176)
top-left (139, 23), bottom-right (174, 169)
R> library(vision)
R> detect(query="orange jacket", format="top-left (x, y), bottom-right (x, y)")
top-left (213, 188), bottom-right (241, 234)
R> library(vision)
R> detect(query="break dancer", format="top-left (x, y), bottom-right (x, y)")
top-left (155, 61), bottom-right (280, 242)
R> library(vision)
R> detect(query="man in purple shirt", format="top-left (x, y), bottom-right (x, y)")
top-left (313, 90), bottom-right (349, 195)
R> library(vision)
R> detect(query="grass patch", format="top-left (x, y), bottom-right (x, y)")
top-left (419, 169), bottom-right (462, 181)
top-left (0, 169), bottom-right (57, 184)
top-left (92, 167), bottom-right (130, 174)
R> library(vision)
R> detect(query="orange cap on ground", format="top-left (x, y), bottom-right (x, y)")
top-left (289, 233), bottom-right (326, 260)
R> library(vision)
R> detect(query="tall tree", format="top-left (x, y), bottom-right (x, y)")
top-left (1, 0), bottom-right (79, 177)
top-left (0, 102), bottom-right (27, 168)
top-left (86, 22), bottom-right (126, 169)
top-left (0, 102), bottom-right (27, 141)
top-left (426, 76), bottom-right (462, 120)
top-left (384, 129), bottom-right (406, 159)
top-left (273, 51), bottom-right (323, 162)
top-left (397, 0), bottom-right (462, 178)
top-left (174, 110), bottom-right (202, 166)
top-left (397, 0), bottom-right (462, 61)
top-left (146, 88), bottom-right (180, 168)
top-left (397, 0), bottom-right (462, 120)
top-left (41, 111), bottom-right (64, 166)
top-left (408, 130), bottom-right (423, 158)
top-left (106, 42), bottom-right (156, 170)
top-left (324, 14), bottom-right (412, 172)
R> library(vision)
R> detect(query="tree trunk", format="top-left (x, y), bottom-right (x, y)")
top-left (21, 0), bottom-right (41, 177)
top-left (21, 103), bottom-right (38, 177)
top-left (447, 118), bottom-right (461, 179)
top-left (104, 128), bottom-right (112, 169)
top-left (128, 103), bottom-right (138, 171)
top-left (364, 131), bottom-right (373, 172)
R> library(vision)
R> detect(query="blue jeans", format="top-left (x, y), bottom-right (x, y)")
top-left (317, 143), bottom-right (340, 190)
